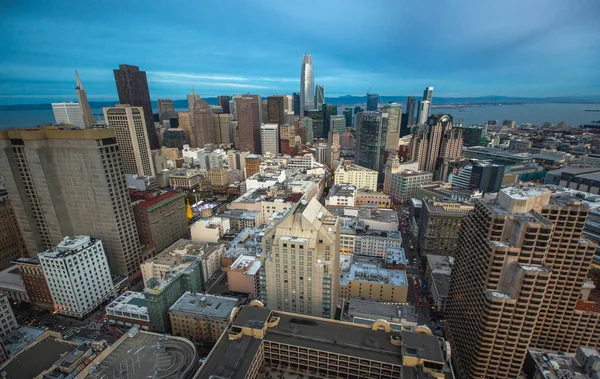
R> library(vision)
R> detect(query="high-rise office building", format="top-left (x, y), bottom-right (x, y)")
top-left (315, 84), bottom-right (324, 110)
top-left (187, 90), bottom-right (200, 111)
top-left (261, 198), bottom-right (340, 319)
top-left (292, 93), bottom-right (301, 116)
top-left (0, 190), bottom-right (25, 270)
top-left (236, 96), bottom-right (261, 153)
top-left (157, 99), bottom-right (175, 116)
top-left (446, 187), bottom-right (600, 379)
top-left (423, 86), bottom-right (434, 102)
top-left (267, 95), bottom-right (286, 125)
top-left (382, 102), bottom-right (402, 150)
top-left (260, 124), bottom-right (279, 154)
top-left (343, 107), bottom-right (353, 128)
top-left (307, 110), bottom-right (324, 139)
top-left (52, 102), bottom-right (85, 128)
top-left (0, 128), bottom-right (143, 276)
top-left (217, 95), bottom-right (231, 114)
top-left (403, 96), bottom-right (416, 129)
top-left (322, 104), bottom-right (338, 138)
top-left (330, 115), bottom-right (346, 134)
top-left (416, 100), bottom-right (431, 125)
top-left (75, 71), bottom-right (95, 129)
top-left (327, 130), bottom-right (341, 168)
top-left (212, 113), bottom-right (232, 145)
top-left (355, 111), bottom-right (389, 175)
top-left (367, 93), bottom-right (379, 111)
top-left (300, 54), bottom-right (315, 116)
top-left (39, 236), bottom-right (113, 318)
top-left (191, 100), bottom-right (216, 148)
top-left (409, 114), bottom-right (462, 173)
top-left (113, 64), bottom-right (159, 149)
top-left (300, 117), bottom-right (314, 144)
top-left (103, 105), bottom-right (155, 178)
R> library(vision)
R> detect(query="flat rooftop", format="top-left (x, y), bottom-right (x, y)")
top-left (341, 263), bottom-right (408, 286)
top-left (386, 247), bottom-right (407, 265)
top-left (169, 292), bottom-right (237, 320)
top-left (86, 331), bottom-right (197, 379)
top-left (229, 254), bottom-right (261, 275)
top-left (336, 163), bottom-right (377, 173)
top-left (500, 186), bottom-right (551, 200)
top-left (39, 235), bottom-right (98, 259)
top-left (106, 291), bottom-right (148, 316)
top-left (348, 299), bottom-right (401, 320)
top-left (1, 336), bottom-right (78, 379)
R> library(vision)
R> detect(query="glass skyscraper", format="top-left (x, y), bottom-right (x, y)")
top-left (300, 54), bottom-right (314, 116)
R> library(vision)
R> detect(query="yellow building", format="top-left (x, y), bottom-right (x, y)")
top-left (334, 163), bottom-right (378, 192)
top-left (340, 262), bottom-right (408, 304)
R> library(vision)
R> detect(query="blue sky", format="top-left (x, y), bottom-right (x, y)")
top-left (1, 0), bottom-right (599, 104)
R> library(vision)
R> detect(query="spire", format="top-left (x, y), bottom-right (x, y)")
top-left (75, 70), bottom-right (83, 90)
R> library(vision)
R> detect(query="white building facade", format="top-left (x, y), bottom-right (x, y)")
top-left (52, 102), bottom-right (85, 128)
top-left (260, 124), bottom-right (279, 155)
top-left (0, 293), bottom-right (18, 339)
top-left (39, 236), bottom-right (114, 318)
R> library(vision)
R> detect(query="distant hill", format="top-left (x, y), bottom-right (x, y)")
top-left (1, 95), bottom-right (598, 111)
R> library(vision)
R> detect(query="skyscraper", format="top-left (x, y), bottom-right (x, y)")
top-left (217, 95), bottom-right (231, 114)
top-left (315, 84), bottom-right (324, 110)
top-left (75, 71), bottom-right (95, 129)
top-left (0, 129), bottom-right (143, 276)
top-left (330, 115), bottom-right (347, 134)
top-left (300, 54), bottom-right (315, 116)
top-left (355, 111), bottom-right (389, 175)
top-left (416, 100), bottom-right (431, 125)
top-left (343, 107), bottom-right (354, 128)
top-left (191, 100), bottom-right (216, 148)
top-left (113, 64), bottom-right (159, 149)
top-left (103, 105), bottom-right (155, 178)
top-left (187, 89), bottom-right (200, 111)
top-left (322, 104), bottom-right (338, 138)
top-left (292, 93), bottom-right (301, 116)
top-left (157, 99), bottom-right (175, 116)
top-left (52, 102), bottom-right (85, 128)
top-left (260, 124), bottom-right (279, 154)
top-left (366, 94), bottom-right (379, 111)
top-left (409, 114), bottom-right (462, 174)
top-left (446, 187), bottom-right (600, 378)
top-left (423, 86), bottom-right (434, 102)
top-left (300, 117), bottom-right (314, 144)
top-left (261, 198), bottom-right (340, 319)
top-left (267, 95), bottom-right (286, 125)
top-left (401, 96), bottom-right (416, 136)
top-left (382, 102), bottom-right (402, 150)
top-left (235, 96), bottom-right (261, 153)
top-left (0, 190), bottom-right (26, 270)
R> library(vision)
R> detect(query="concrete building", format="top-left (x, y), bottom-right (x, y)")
top-left (51, 102), bottom-right (85, 128)
top-left (447, 187), bottom-right (600, 379)
top-left (416, 100), bottom-right (431, 125)
top-left (227, 254), bottom-right (261, 298)
top-left (524, 346), bottom-right (600, 379)
top-left (383, 156), bottom-right (419, 195)
top-left (334, 163), bottom-right (378, 191)
top-left (451, 160), bottom-right (505, 193)
top-left (169, 292), bottom-right (237, 344)
top-left (300, 54), bottom-right (314, 116)
top-left (14, 257), bottom-right (53, 309)
top-left (220, 209), bottom-right (261, 231)
top-left (190, 217), bottom-right (231, 243)
top-left (355, 229), bottom-right (403, 257)
top-left (227, 150), bottom-right (250, 180)
top-left (382, 102), bottom-right (402, 150)
top-left (418, 198), bottom-right (473, 257)
top-left (196, 304), bottom-right (452, 379)
top-left (0, 191), bottom-right (25, 270)
top-left (340, 259), bottom-right (408, 304)
top-left (244, 154), bottom-right (261, 179)
top-left (260, 124), bottom-right (279, 154)
top-left (0, 265), bottom-right (28, 303)
top-left (140, 239), bottom-right (225, 290)
top-left (113, 64), bottom-right (159, 150)
top-left (38, 236), bottom-right (114, 318)
top-left (390, 170), bottom-right (433, 203)
top-left (105, 291), bottom-right (150, 329)
top-left (261, 199), bottom-right (340, 319)
top-left (0, 293), bottom-right (18, 339)
top-left (325, 184), bottom-right (357, 207)
top-left (356, 190), bottom-right (391, 208)
top-left (355, 111), bottom-right (389, 175)
top-left (0, 129), bottom-right (142, 277)
top-left (132, 191), bottom-right (188, 256)
top-left (425, 255), bottom-right (453, 313)
top-left (169, 170), bottom-right (202, 190)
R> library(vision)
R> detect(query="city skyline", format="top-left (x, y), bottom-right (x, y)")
top-left (1, 0), bottom-right (599, 105)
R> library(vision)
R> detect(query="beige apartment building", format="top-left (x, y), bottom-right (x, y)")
top-left (418, 198), bottom-right (473, 256)
top-left (446, 186), bottom-right (600, 379)
top-left (261, 198), bottom-right (340, 319)
top-left (334, 163), bottom-right (378, 191)
top-left (0, 129), bottom-right (142, 277)
top-left (169, 292), bottom-right (237, 344)
top-left (227, 254), bottom-right (261, 298)
top-left (340, 261), bottom-right (408, 304)
top-left (356, 190), bottom-right (391, 208)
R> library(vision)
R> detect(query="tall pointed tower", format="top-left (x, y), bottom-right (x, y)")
top-left (75, 71), bottom-right (96, 129)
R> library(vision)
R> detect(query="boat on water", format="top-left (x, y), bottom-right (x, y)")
top-left (585, 109), bottom-right (600, 112)
top-left (457, 107), bottom-right (468, 112)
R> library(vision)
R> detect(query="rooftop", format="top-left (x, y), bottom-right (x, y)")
top-left (145, 239), bottom-right (224, 268)
top-left (132, 191), bottom-right (185, 211)
top-left (106, 291), bottom-right (148, 317)
top-left (431, 273), bottom-right (451, 298)
top-left (528, 347), bottom-right (600, 379)
top-left (386, 247), bottom-right (407, 265)
top-left (229, 254), bottom-right (261, 275)
top-left (500, 186), bottom-right (551, 200)
top-left (335, 163), bottom-right (377, 174)
top-left (347, 299), bottom-right (402, 320)
top-left (39, 235), bottom-right (99, 259)
top-left (220, 209), bottom-right (260, 221)
top-left (328, 184), bottom-right (357, 197)
top-left (0, 265), bottom-right (25, 292)
top-left (86, 330), bottom-right (198, 379)
top-left (223, 227), bottom-right (264, 258)
top-left (341, 262), bottom-right (408, 286)
top-left (169, 292), bottom-right (237, 320)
